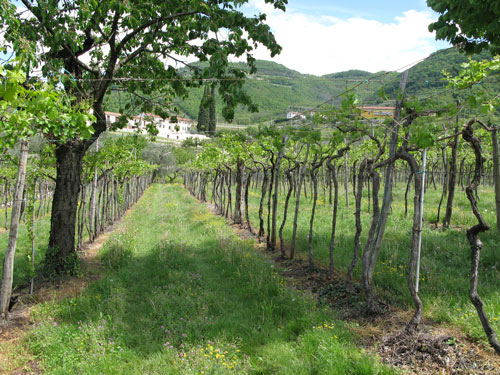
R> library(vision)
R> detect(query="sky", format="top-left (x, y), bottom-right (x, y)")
top-left (3, 0), bottom-right (451, 77)
top-left (240, 0), bottom-right (451, 75)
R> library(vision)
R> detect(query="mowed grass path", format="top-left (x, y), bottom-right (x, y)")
top-left (26, 184), bottom-right (395, 375)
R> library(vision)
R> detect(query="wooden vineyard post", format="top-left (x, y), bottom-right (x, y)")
top-left (0, 140), bottom-right (29, 321)
top-left (415, 148), bottom-right (427, 293)
top-left (367, 70), bottom-right (409, 282)
top-left (89, 139), bottom-right (98, 242)
top-left (490, 125), bottom-right (500, 235)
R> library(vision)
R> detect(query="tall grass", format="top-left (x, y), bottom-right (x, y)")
top-left (0, 213), bottom-right (51, 288)
top-left (227, 178), bottom-right (500, 342)
top-left (25, 184), bottom-right (395, 374)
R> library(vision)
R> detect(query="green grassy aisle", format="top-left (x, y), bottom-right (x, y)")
top-left (26, 184), bottom-right (395, 375)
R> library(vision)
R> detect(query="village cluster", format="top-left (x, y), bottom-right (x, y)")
top-left (104, 111), bottom-right (210, 141)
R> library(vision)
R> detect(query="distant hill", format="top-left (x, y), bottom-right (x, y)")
top-left (247, 60), bottom-right (304, 78)
top-left (323, 70), bottom-right (375, 79)
top-left (371, 47), bottom-right (493, 101)
top-left (103, 47), bottom-right (497, 125)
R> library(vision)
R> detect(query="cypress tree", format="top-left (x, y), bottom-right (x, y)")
top-left (197, 85), bottom-right (210, 132)
top-left (208, 86), bottom-right (216, 135)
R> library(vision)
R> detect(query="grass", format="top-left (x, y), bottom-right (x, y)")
top-left (1, 172), bottom-right (499, 354)
top-left (234, 175), bottom-right (500, 343)
top-left (0, 210), bottom-right (51, 288)
top-left (21, 184), bottom-right (395, 375)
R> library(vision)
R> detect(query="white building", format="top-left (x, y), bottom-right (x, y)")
top-left (105, 111), bottom-right (209, 141)
top-left (286, 111), bottom-right (306, 120)
top-left (104, 111), bottom-right (121, 125)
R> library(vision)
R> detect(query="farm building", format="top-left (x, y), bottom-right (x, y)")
top-left (286, 111), bottom-right (306, 120)
top-left (104, 111), bottom-right (209, 141)
top-left (358, 106), bottom-right (395, 120)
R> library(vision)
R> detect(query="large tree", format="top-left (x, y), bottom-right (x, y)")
top-left (427, 0), bottom-right (500, 54)
top-left (3, 0), bottom-right (285, 274)
top-left (0, 59), bottom-right (93, 319)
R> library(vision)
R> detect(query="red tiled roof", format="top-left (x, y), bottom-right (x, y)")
top-left (108, 111), bottom-right (192, 123)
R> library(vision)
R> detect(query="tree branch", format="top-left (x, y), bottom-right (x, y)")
top-left (115, 11), bottom-right (200, 54)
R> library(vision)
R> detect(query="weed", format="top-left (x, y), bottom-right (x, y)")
top-left (25, 184), bottom-right (396, 374)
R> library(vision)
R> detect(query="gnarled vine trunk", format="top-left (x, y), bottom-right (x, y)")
top-left (233, 160), bottom-right (243, 224)
top-left (279, 166), bottom-right (296, 258)
top-left (346, 160), bottom-right (365, 293)
top-left (462, 119), bottom-right (500, 354)
top-left (326, 159), bottom-right (339, 280)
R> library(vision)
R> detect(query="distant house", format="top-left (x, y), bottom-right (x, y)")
top-left (104, 111), bottom-right (121, 124)
top-left (104, 111), bottom-right (209, 141)
top-left (286, 111), bottom-right (306, 120)
top-left (358, 106), bottom-right (395, 120)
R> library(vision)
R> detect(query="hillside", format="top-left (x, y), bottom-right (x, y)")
top-left (370, 47), bottom-right (494, 104)
top-left (103, 47), bottom-right (498, 124)
top-left (171, 61), bottom-right (399, 124)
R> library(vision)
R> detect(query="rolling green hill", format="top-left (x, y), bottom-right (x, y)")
top-left (372, 47), bottom-right (493, 102)
top-left (103, 47), bottom-right (497, 125)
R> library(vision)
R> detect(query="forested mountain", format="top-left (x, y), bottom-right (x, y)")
top-left (103, 47), bottom-right (497, 124)
top-left (372, 47), bottom-right (493, 103)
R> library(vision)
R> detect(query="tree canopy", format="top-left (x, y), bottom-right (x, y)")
top-left (427, 0), bottom-right (500, 54)
top-left (4, 0), bottom-right (286, 130)
top-left (1, 0), bottom-right (287, 275)
top-left (0, 60), bottom-right (94, 152)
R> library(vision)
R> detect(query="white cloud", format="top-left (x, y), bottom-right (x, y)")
top-left (242, 0), bottom-right (448, 75)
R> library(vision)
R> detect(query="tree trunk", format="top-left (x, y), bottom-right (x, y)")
top-left (36, 181), bottom-right (44, 218)
top-left (3, 180), bottom-right (9, 230)
top-left (271, 138), bottom-right (286, 250)
top-left (88, 151), bottom-right (98, 243)
top-left (459, 157), bottom-right (466, 190)
top-left (436, 146), bottom-right (448, 224)
top-left (308, 164), bottom-right (320, 268)
top-left (290, 143), bottom-right (310, 259)
top-left (233, 160), bottom-right (243, 224)
top-left (211, 171), bottom-right (218, 206)
top-left (361, 168), bottom-right (381, 313)
top-left (258, 166), bottom-right (268, 238)
top-left (266, 164), bottom-right (274, 250)
top-left (343, 152), bottom-right (349, 208)
top-left (399, 150), bottom-right (424, 333)
top-left (244, 171), bottom-right (253, 233)
top-left (328, 168), bottom-right (333, 205)
top-left (327, 160), bottom-right (339, 280)
top-left (77, 173), bottom-right (87, 250)
top-left (346, 161), bottom-right (365, 293)
top-left (404, 171), bottom-right (413, 218)
top-left (462, 119), bottom-right (500, 353)
top-left (279, 167), bottom-right (295, 258)
top-left (220, 170), bottom-right (225, 215)
top-left (0, 140), bottom-right (29, 321)
top-left (45, 142), bottom-right (85, 275)
top-left (365, 70), bottom-right (408, 289)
